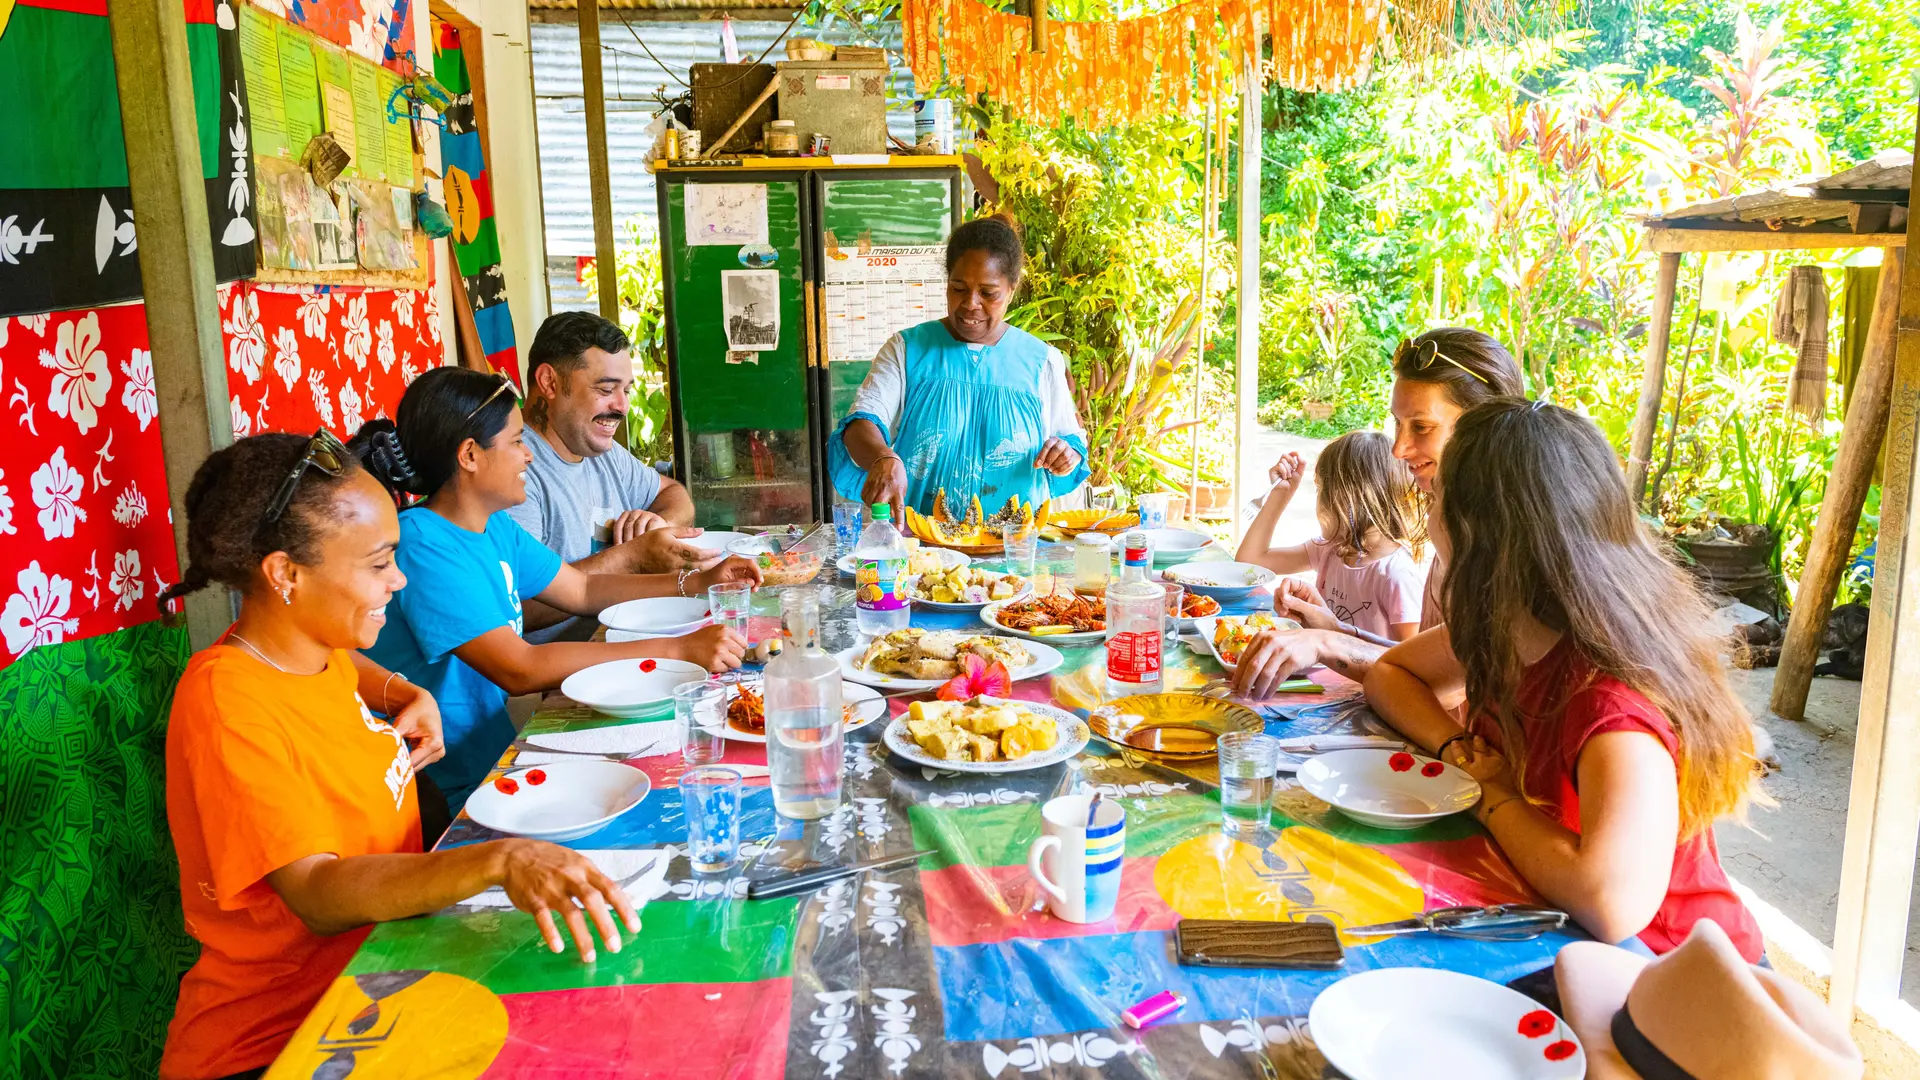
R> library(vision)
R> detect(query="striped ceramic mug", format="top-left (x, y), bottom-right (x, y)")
top-left (1028, 794), bottom-right (1127, 923)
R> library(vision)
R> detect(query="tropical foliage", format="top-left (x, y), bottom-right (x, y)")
top-left (583, 218), bottom-right (675, 465)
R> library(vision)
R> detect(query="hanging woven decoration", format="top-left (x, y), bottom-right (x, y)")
top-left (903, 0), bottom-right (1427, 126)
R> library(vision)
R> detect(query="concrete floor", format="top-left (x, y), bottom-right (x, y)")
top-left (1241, 421), bottom-right (1910, 1002)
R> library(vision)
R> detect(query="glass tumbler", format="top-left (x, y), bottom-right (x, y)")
top-left (1217, 731), bottom-right (1283, 835)
top-left (833, 501), bottom-right (865, 555)
top-left (674, 680), bottom-right (728, 766)
top-left (709, 582), bottom-right (753, 642)
top-left (679, 766), bottom-right (743, 872)
top-left (1001, 521), bottom-right (1039, 577)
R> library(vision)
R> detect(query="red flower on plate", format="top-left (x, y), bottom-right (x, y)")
top-left (1421, 761), bottom-right (1446, 778)
top-left (639, 659), bottom-right (658, 673)
top-left (494, 777), bottom-right (520, 795)
top-left (937, 654), bottom-right (1013, 701)
top-left (1388, 751), bottom-right (1415, 772)
top-left (526, 769), bottom-right (548, 785)
top-left (1517, 1010), bottom-right (1556, 1039)
top-left (1544, 1040), bottom-right (1578, 1061)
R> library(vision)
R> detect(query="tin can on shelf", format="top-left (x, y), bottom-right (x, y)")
top-left (680, 130), bottom-right (702, 159)
top-left (808, 132), bottom-right (831, 156)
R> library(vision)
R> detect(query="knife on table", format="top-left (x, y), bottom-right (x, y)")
top-left (746, 849), bottom-right (934, 900)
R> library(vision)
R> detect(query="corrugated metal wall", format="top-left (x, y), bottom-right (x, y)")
top-left (532, 17), bottom-right (919, 312)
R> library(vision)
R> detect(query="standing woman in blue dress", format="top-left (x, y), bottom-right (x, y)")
top-left (829, 215), bottom-right (1091, 521)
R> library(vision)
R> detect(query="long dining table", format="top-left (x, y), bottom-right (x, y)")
top-left (266, 542), bottom-right (1581, 1079)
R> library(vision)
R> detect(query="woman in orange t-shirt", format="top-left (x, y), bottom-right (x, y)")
top-left (158, 432), bottom-right (642, 1080)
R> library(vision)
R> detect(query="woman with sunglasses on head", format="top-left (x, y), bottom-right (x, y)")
top-left (1234, 328), bottom-right (1525, 696)
top-left (1367, 399), bottom-right (1761, 959)
top-left (157, 432), bottom-right (640, 1080)
top-left (353, 367), bottom-right (761, 811)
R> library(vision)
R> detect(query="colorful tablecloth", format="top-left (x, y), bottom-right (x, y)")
top-left (268, 549), bottom-right (1577, 1079)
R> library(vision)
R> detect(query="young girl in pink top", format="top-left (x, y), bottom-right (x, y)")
top-left (1235, 431), bottom-right (1428, 646)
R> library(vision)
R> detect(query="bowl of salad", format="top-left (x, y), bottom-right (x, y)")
top-left (1193, 613), bottom-right (1302, 672)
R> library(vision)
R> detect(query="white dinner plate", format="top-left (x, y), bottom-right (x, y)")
top-left (689, 530), bottom-right (753, 556)
top-left (599, 596), bottom-right (712, 636)
top-left (906, 571), bottom-right (1033, 611)
top-left (1309, 968), bottom-right (1584, 1080)
top-left (1160, 561), bottom-right (1278, 601)
top-left (464, 761), bottom-right (652, 842)
top-left (1142, 527), bottom-right (1214, 565)
top-left (1191, 614), bottom-right (1301, 673)
top-left (979, 596), bottom-right (1107, 647)
top-left (560, 657), bottom-right (711, 718)
top-left (837, 549), bottom-right (971, 577)
top-left (1297, 748), bottom-right (1481, 830)
top-left (835, 637), bottom-right (1065, 690)
top-left (700, 680), bottom-right (887, 743)
top-left (881, 701), bottom-right (1090, 774)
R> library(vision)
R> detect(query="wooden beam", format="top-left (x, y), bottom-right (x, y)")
top-left (1828, 108), bottom-right (1920, 1023)
top-left (1231, 34), bottom-right (1261, 544)
top-left (1772, 250), bottom-right (1904, 720)
top-left (1645, 227), bottom-right (1907, 254)
top-left (577, 0), bottom-right (620, 323)
top-left (108, 0), bottom-right (235, 650)
top-left (1626, 252), bottom-right (1681, 505)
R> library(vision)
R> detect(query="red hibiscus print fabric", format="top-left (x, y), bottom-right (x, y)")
top-left (0, 279), bottom-right (443, 672)
top-left (1388, 751), bottom-right (1415, 773)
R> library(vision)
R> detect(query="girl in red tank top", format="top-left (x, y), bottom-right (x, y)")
top-left (1364, 400), bottom-right (1762, 961)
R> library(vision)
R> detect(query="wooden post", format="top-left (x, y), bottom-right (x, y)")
top-left (1771, 250), bottom-right (1904, 720)
top-left (1827, 108), bottom-right (1920, 1023)
top-left (1231, 36), bottom-right (1261, 543)
top-left (577, 0), bottom-right (620, 323)
top-left (108, 0), bottom-right (235, 651)
top-left (1627, 251), bottom-right (1682, 505)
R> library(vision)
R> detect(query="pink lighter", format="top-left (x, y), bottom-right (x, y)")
top-left (1120, 990), bottom-right (1187, 1029)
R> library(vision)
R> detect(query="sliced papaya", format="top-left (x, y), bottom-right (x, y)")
top-left (931, 488), bottom-right (956, 526)
top-left (967, 495), bottom-right (985, 532)
top-left (1035, 499), bottom-right (1051, 528)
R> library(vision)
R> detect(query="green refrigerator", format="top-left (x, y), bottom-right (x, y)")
top-left (656, 161), bottom-right (963, 527)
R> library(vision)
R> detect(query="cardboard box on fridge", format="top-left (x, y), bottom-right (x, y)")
top-left (775, 60), bottom-right (889, 156)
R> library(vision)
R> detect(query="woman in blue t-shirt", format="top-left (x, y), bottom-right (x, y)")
top-left (355, 367), bottom-right (760, 810)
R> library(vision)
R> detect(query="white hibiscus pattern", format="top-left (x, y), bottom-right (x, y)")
top-left (30, 447), bottom-right (86, 540)
top-left (231, 394), bottom-right (252, 439)
top-left (339, 381), bottom-right (364, 432)
top-left (298, 291), bottom-right (332, 338)
top-left (42, 313), bottom-right (113, 434)
top-left (108, 549), bottom-right (144, 612)
top-left (121, 347), bottom-right (157, 430)
top-left (3, 562), bottom-right (79, 655)
top-left (341, 295), bottom-right (371, 370)
top-left (308, 369), bottom-right (335, 427)
top-left (272, 326), bottom-right (302, 390)
top-left (375, 321), bottom-right (395, 373)
top-left (112, 486), bottom-right (148, 527)
top-left (224, 289), bottom-right (265, 383)
top-left (0, 468), bottom-right (13, 536)
top-left (393, 290), bottom-right (415, 328)
top-left (423, 285), bottom-right (442, 345)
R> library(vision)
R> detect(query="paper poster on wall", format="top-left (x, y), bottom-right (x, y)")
top-left (685, 183), bottom-right (769, 246)
top-left (278, 26), bottom-right (322, 157)
top-left (238, 6), bottom-right (288, 158)
top-left (823, 244), bottom-right (949, 363)
top-left (721, 269), bottom-right (780, 351)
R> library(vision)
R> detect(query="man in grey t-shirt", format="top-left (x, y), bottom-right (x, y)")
top-left (510, 312), bottom-right (717, 642)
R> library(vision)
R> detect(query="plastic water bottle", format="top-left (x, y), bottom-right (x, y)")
top-left (1106, 531), bottom-right (1165, 698)
top-left (854, 503), bottom-right (911, 636)
top-left (765, 590), bottom-right (844, 819)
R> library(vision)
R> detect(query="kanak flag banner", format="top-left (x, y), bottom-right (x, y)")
top-left (0, 0), bottom-right (258, 318)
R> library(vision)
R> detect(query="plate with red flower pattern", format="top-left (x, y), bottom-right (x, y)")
top-left (561, 657), bottom-right (711, 718)
top-left (1296, 748), bottom-right (1480, 830)
top-left (465, 762), bottom-right (651, 842)
top-left (1309, 967), bottom-right (1584, 1080)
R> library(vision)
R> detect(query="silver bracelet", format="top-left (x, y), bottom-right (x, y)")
top-left (677, 568), bottom-right (696, 597)
top-left (382, 670), bottom-right (407, 715)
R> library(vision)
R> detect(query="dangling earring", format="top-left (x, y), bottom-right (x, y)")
top-left (280, 586), bottom-right (292, 605)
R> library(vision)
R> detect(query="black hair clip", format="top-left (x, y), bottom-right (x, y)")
top-left (361, 428), bottom-right (419, 503)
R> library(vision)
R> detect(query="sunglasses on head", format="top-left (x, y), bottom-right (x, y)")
top-left (1397, 338), bottom-right (1490, 386)
top-left (262, 428), bottom-right (352, 527)
top-left (464, 373), bottom-right (519, 423)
